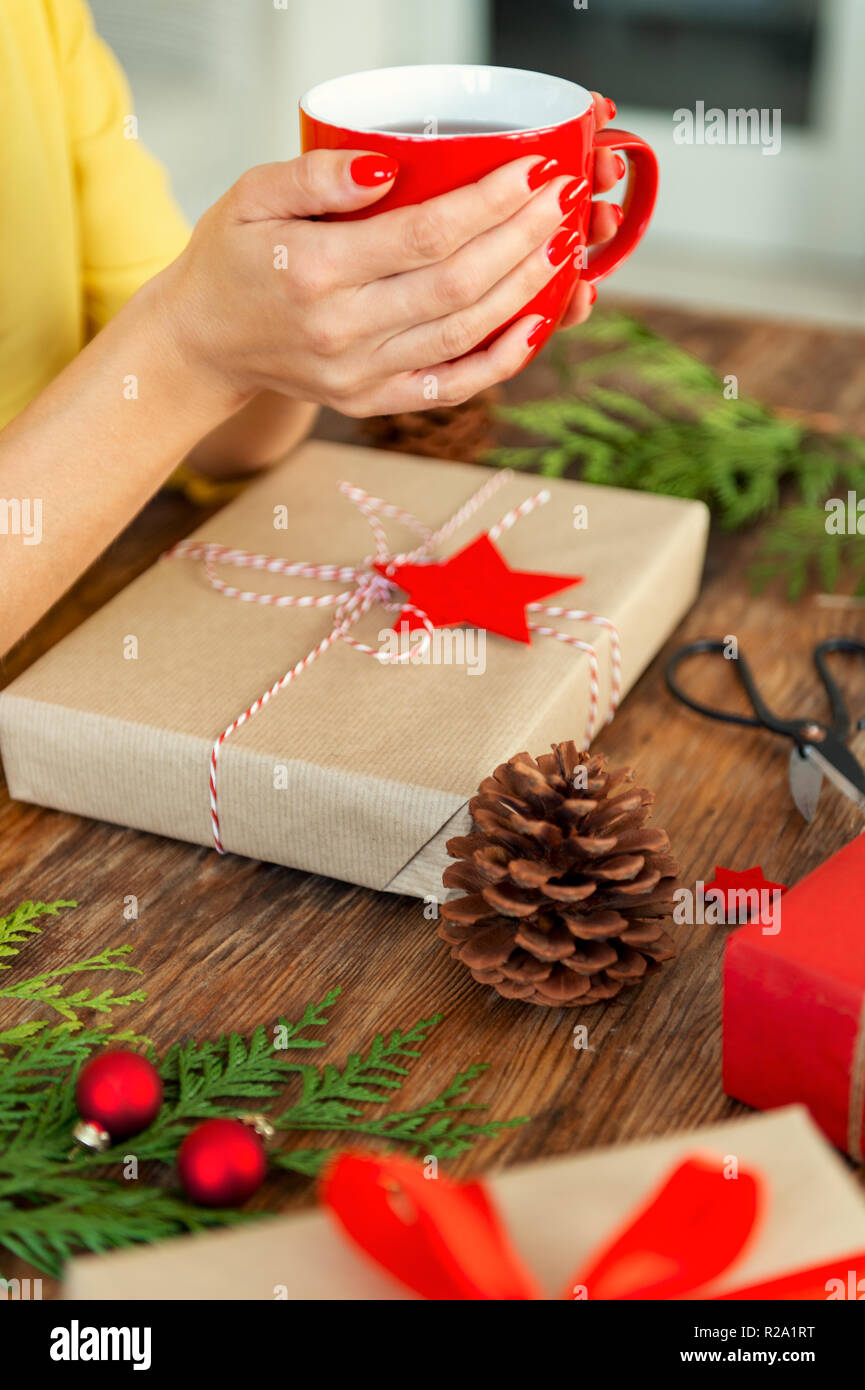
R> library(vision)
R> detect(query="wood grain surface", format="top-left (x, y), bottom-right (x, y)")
top-left (3, 301), bottom-right (865, 1295)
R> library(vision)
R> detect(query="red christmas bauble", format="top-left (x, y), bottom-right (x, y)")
top-left (75, 1050), bottom-right (163, 1142)
top-left (177, 1119), bottom-right (267, 1207)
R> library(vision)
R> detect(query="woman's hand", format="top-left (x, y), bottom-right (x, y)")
top-left (164, 150), bottom-right (585, 419)
top-left (560, 92), bottom-right (624, 328)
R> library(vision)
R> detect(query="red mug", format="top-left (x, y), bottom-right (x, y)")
top-left (299, 63), bottom-right (658, 357)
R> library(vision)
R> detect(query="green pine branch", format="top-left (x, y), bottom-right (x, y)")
top-left (750, 506), bottom-right (865, 601)
top-left (0, 902), bottom-right (527, 1279)
top-left (0, 900), bottom-right (78, 965)
top-left (0, 899), bottom-right (145, 1044)
top-left (271, 1062), bottom-right (523, 1175)
top-left (0, 1184), bottom-right (244, 1275)
top-left (270, 1024), bottom-right (522, 1174)
top-left (486, 311), bottom-right (865, 600)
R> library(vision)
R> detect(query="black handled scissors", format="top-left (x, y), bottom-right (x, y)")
top-left (665, 637), bottom-right (865, 821)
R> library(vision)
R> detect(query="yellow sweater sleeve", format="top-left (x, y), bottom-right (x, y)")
top-left (47, 0), bottom-right (191, 335)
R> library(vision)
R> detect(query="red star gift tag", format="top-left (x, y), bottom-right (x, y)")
top-left (375, 532), bottom-right (582, 644)
top-left (703, 865), bottom-right (787, 927)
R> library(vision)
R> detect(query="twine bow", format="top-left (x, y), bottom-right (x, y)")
top-left (165, 470), bottom-right (621, 855)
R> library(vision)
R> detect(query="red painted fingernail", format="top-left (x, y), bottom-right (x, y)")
top-left (559, 177), bottom-right (588, 213)
top-left (350, 154), bottom-right (399, 186)
top-left (527, 157), bottom-right (560, 190)
top-left (614, 154), bottom-right (626, 180)
top-left (588, 284), bottom-right (598, 305)
top-left (547, 227), bottom-right (579, 266)
top-left (611, 203), bottom-right (624, 226)
top-left (526, 317), bottom-right (552, 349)
top-left (605, 98), bottom-right (617, 121)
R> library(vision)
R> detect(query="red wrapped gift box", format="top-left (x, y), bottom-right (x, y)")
top-left (723, 832), bottom-right (865, 1162)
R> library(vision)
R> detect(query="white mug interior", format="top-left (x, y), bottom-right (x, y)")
top-left (300, 64), bottom-right (592, 136)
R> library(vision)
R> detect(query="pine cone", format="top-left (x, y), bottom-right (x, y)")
top-left (360, 388), bottom-right (501, 463)
top-left (439, 742), bottom-right (679, 1008)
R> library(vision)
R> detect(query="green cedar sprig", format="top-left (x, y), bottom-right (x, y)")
top-left (0, 901), bottom-right (526, 1279)
top-left (486, 311), bottom-right (865, 598)
top-left (0, 899), bottom-right (146, 1046)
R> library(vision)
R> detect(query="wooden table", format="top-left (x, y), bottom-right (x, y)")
top-left (3, 301), bottom-right (865, 1293)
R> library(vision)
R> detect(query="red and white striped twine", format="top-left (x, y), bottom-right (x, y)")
top-left (164, 473), bottom-right (620, 854)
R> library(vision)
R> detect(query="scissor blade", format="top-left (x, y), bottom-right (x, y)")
top-left (788, 747), bottom-right (823, 822)
top-left (804, 742), bottom-right (865, 816)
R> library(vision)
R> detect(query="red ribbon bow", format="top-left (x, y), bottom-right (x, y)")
top-left (321, 1151), bottom-right (865, 1301)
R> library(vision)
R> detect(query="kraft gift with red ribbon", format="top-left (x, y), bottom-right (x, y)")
top-left (723, 831), bottom-right (865, 1162)
top-left (63, 1107), bottom-right (865, 1300)
top-left (0, 442), bottom-right (708, 896)
top-left (321, 1149), bottom-right (865, 1301)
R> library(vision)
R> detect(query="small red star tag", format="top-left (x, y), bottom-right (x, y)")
top-left (375, 532), bottom-right (582, 644)
top-left (703, 866), bottom-right (787, 926)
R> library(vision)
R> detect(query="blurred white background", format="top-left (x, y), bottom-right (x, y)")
top-left (90, 0), bottom-right (865, 326)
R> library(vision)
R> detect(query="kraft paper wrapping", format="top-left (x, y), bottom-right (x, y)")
top-left (63, 1107), bottom-right (865, 1300)
top-left (0, 442), bottom-right (708, 896)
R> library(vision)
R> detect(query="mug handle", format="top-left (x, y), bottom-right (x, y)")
top-left (582, 129), bottom-right (659, 286)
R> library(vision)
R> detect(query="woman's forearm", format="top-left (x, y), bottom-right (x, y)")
top-left (0, 274), bottom-right (240, 657)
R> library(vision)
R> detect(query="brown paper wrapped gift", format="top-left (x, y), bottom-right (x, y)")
top-left (0, 442), bottom-right (707, 896)
top-left (63, 1107), bottom-right (865, 1300)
